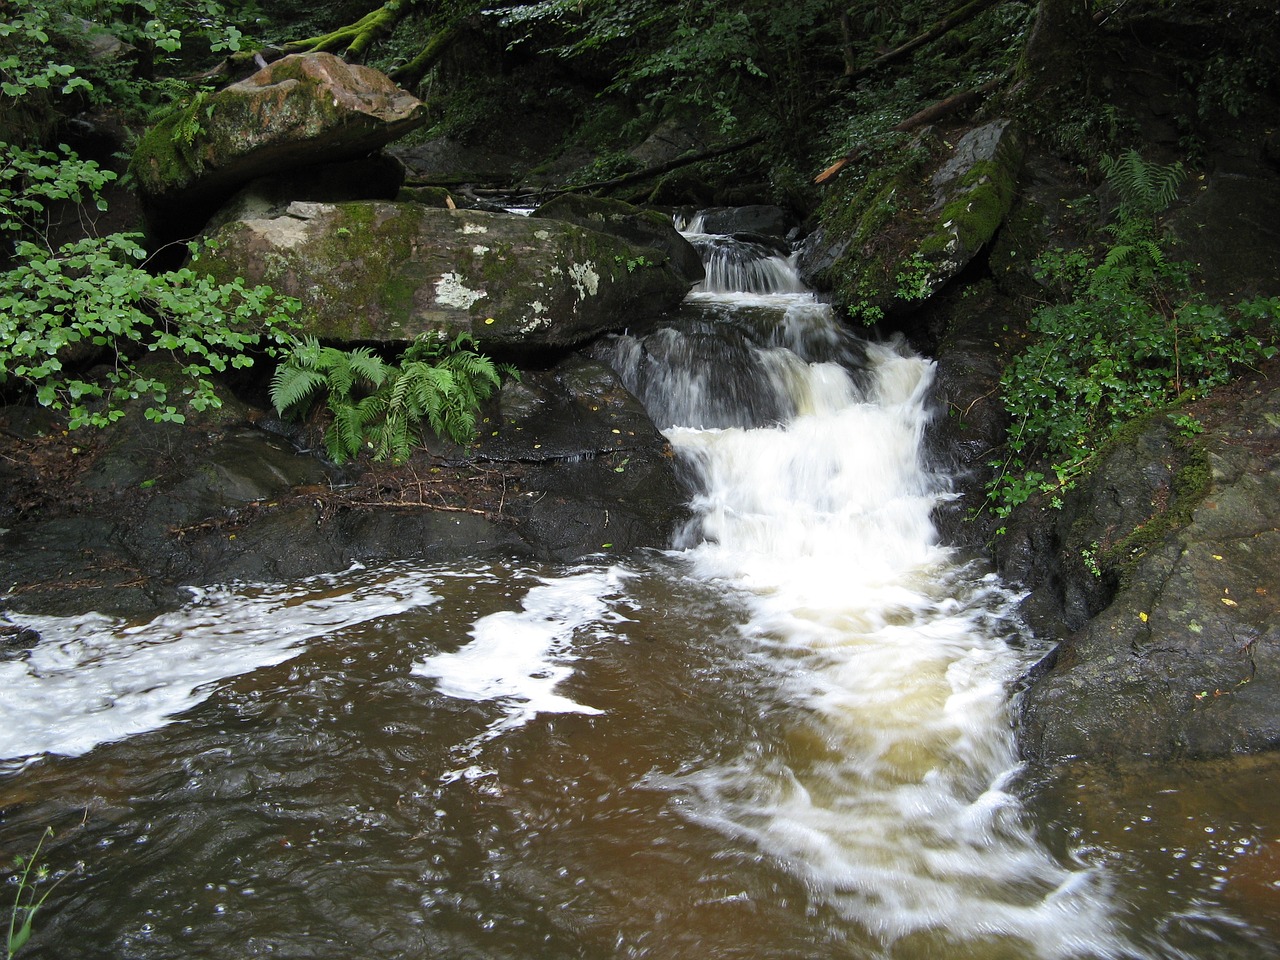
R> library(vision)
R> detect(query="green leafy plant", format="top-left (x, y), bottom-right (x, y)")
top-left (1081, 543), bottom-right (1102, 578)
top-left (985, 151), bottom-right (1280, 521)
top-left (1, 231), bottom-right (300, 428)
top-left (894, 251), bottom-right (932, 302)
top-left (1168, 412), bottom-right (1203, 438)
top-left (613, 253), bottom-right (653, 273)
top-left (270, 332), bottom-right (513, 464)
top-left (1, 4), bottom-right (299, 429)
top-left (6, 828), bottom-right (78, 959)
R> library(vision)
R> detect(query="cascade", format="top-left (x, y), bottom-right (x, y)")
top-left (0, 213), bottom-right (1269, 960)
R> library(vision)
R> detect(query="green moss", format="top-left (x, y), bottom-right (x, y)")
top-left (1076, 407), bottom-right (1214, 581)
top-left (816, 160), bottom-right (930, 321)
top-left (129, 107), bottom-right (203, 193)
top-left (935, 158), bottom-right (1018, 253)
top-left (1106, 439), bottom-right (1211, 577)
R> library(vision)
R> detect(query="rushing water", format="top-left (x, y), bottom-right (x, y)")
top-left (1, 224), bottom-right (1278, 959)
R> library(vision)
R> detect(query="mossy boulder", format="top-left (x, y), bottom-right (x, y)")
top-left (532, 194), bottom-right (705, 285)
top-left (130, 53), bottom-right (426, 240)
top-left (800, 120), bottom-right (1022, 323)
top-left (197, 200), bottom-right (692, 352)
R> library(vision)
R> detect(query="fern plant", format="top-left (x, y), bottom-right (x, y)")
top-left (1099, 149), bottom-right (1185, 222)
top-left (270, 332), bottom-right (511, 464)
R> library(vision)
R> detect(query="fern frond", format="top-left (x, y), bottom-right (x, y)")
top-left (290, 335), bottom-right (325, 369)
top-left (1102, 150), bottom-right (1186, 219)
top-left (345, 346), bottom-right (389, 388)
top-left (326, 397), bottom-right (382, 463)
top-left (269, 364), bottom-right (326, 413)
top-left (404, 331), bottom-right (447, 363)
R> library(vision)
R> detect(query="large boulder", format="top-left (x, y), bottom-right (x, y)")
top-left (1014, 370), bottom-right (1280, 763)
top-left (198, 200), bottom-right (692, 352)
top-left (799, 120), bottom-right (1022, 322)
top-left (130, 53), bottom-right (426, 240)
top-left (532, 193), bottom-right (705, 285)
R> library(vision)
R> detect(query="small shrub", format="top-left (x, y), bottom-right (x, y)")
top-left (985, 151), bottom-right (1279, 520)
top-left (6, 827), bottom-right (79, 959)
top-left (0, 146), bottom-right (298, 428)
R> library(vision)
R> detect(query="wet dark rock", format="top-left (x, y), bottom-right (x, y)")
top-left (1168, 164), bottom-right (1280, 303)
top-left (0, 352), bottom-right (689, 619)
top-left (481, 355), bottom-right (689, 559)
top-left (688, 205), bottom-right (791, 241)
top-left (926, 284), bottom-right (1019, 548)
top-left (1014, 371), bottom-right (1280, 764)
top-left (0, 624), bottom-right (39, 659)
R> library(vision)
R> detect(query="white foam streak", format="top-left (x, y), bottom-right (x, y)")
top-left (0, 567), bottom-right (442, 761)
top-left (414, 568), bottom-right (625, 758)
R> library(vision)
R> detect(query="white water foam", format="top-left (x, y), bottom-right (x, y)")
top-left (413, 566), bottom-right (629, 775)
top-left (639, 234), bottom-right (1129, 955)
top-left (0, 566), bottom-right (442, 762)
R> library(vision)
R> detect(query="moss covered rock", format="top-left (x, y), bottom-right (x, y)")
top-left (532, 193), bottom-right (705, 285)
top-left (130, 53), bottom-right (426, 240)
top-left (800, 120), bottom-right (1022, 323)
top-left (1014, 374), bottom-right (1280, 764)
top-left (198, 200), bottom-right (692, 351)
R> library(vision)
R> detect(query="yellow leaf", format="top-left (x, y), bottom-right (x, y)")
top-left (1139, 611), bottom-right (1148, 622)
top-left (1221, 597), bottom-right (1238, 607)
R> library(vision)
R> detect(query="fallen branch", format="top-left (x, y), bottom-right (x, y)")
top-left (345, 500), bottom-right (492, 516)
top-left (894, 76), bottom-right (1003, 131)
top-left (814, 76), bottom-right (1003, 185)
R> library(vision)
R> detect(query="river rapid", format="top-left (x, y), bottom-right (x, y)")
top-left (1, 224), bottom-right (1277, 959)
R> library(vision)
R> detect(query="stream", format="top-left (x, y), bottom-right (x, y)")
top-left (1, 222), bottom-right (1278, 959)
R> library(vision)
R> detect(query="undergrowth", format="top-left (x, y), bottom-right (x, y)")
top-left (270, 332), bottom-right (514, 464)
top-left (984, 150), bottom-right (1280, 527)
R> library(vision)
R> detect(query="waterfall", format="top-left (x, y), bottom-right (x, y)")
top-left (0, 212), bottom-right (1186, 960)
top-left (594, 223), bottom-right (1128, 956)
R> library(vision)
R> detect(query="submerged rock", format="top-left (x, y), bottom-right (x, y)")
top-left (198, 200), bottom-right (692, 352)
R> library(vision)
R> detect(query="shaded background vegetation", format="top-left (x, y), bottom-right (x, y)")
top-left (4, 0), bottom-right (1280, 491)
